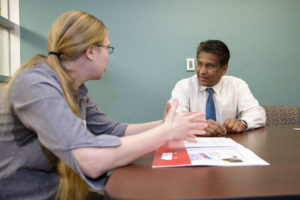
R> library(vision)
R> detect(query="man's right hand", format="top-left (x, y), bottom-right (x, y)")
top-left (204, 119), bottom-right (227, 136)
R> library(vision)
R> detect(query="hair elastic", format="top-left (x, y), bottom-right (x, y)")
top-left (48, 51), bottom-right (61, 57)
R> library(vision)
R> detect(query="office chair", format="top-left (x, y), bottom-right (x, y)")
top-left (262, 105), bottom-right (300, 125)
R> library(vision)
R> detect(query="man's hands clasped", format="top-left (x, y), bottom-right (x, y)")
top-left (204, 118), bottom-right (247, 136)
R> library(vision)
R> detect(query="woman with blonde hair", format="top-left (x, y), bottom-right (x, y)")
top-left (0, 10), bottom-right (207, 200)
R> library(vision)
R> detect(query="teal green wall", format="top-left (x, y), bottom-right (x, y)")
top-left (20, 0), bottom-right (300, 123)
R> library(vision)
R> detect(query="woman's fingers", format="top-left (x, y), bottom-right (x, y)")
top-left (164, 101), bottom-right (208, 140)
top-left (187, 114), bottom-right (207, 137)
top-left (164, 99), bottom-right (178, 123)
top-left (185, 130), bottom-right (207, 140)
top-left (190, 119), bottom-right (207, 124)
top-left (163, 101), bottom-right (172, 120)
top-left (185, 112), bottom-right (205, 121)
top-left (191, 130), bottom-right (207, 136)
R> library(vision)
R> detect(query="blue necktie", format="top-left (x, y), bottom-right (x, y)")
top-left (206, 88), bottom-right (216, 121)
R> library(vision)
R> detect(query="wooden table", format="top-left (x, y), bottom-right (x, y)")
top-left (105, 125), bottom-right (300, 200)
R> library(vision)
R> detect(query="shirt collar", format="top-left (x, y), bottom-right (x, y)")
top-left (198, 76), bottom-right (224, 95)
top-left (79, 84), bottom-right (88, 98)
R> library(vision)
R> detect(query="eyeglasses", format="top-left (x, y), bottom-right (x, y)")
top-left (96, 45), bottom-right (115, 54)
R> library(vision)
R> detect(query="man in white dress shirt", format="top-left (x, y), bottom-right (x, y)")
top-left (170, 40), bottom-right (266, 136)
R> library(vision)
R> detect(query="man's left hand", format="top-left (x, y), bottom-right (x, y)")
top-left (223, 118), bottom-right (246, 133)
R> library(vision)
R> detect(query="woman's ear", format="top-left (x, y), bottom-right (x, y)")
top-left (84, 46), bottom-right (96, 61)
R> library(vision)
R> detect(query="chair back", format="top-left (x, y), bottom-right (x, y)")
top-left (263, 105), bottom-right (300, 125)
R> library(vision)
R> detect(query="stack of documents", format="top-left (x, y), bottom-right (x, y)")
top-left (152, 137), bottom-right (269, 168)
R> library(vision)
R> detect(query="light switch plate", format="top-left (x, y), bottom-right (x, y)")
top-left (186, 58), bottom-right (195, 71)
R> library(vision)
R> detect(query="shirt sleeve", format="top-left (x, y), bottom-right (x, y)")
top-left (169, 79), bottom-right (190, 113)
top-left (85, 96), bottom-right (128, 137)
top-left (236, 79), bottom-right (266, 129)
top-left (9, 69), bottom-right (122, 189)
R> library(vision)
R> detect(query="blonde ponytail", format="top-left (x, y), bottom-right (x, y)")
top-left (46, 54), bottom-right (88, 200)
top-left (56, 162), bottom-right (89, 200)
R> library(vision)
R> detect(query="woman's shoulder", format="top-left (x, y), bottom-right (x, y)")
top-left (15, 62), bottom-right (59, 86)
top-left (11, 62), bottom-right (63, 96)
top-left (20, 62), bottom-right (58, 80)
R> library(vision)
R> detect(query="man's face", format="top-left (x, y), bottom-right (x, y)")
top-left (196, 51), bottom-right (228, 87)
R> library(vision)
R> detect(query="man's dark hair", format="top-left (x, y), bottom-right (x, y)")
top-left (196, 40), bottom-right (230, 67)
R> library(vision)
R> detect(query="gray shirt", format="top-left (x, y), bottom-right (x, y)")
top-left (0, 62), bottom-right (128, 200)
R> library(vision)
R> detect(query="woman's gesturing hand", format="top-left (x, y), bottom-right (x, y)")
top-left (163, 99), bottom-right (207, 141)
